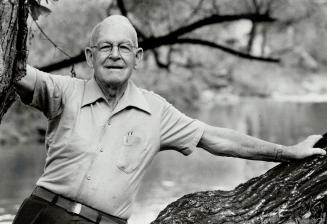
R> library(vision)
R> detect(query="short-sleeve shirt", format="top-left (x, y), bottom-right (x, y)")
top-left (27, 66), bottom-right (204, 218)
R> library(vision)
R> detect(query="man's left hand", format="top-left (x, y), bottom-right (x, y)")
top-left (287, 135), bottom-right (326, 159)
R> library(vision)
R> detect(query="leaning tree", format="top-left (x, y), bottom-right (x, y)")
top-left (151, 136), bottom-right (327, 223)
top-left (2, 1), bottom-right (327, 223)
top-left (0, 0), bottom-right (28, 122)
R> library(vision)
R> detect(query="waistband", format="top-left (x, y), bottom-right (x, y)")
top-left (32, 186), bottom-right (127, 224)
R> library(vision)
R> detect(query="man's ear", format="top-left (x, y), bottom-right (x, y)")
top-left (134, 48), bottom-right (143, 69)
top-left (85, 47), bottom-right (94, 68)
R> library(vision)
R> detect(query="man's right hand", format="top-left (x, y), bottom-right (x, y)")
top-left (14, 65), bottom-right (37, 104)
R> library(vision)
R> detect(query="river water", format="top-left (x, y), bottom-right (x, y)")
top-left (1, 98), bottom-right (327, 223)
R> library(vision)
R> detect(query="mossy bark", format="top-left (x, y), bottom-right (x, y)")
top-left (0, 0), bottom-right (28, 123)
top-left (152, 136), bottom-right (327, 224)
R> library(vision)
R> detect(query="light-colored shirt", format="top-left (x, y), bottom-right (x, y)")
top-left (27, 66), bottom-right (204, 218)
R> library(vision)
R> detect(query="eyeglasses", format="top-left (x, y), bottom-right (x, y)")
top-left (90, 42), bottom-right (136, 55)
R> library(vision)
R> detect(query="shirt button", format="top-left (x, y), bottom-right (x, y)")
top-left (86, 175), bottom-right (91, 180)
top-left (99, 148), bottom-right (103, 152)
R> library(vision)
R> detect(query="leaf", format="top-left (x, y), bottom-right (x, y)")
top-left (28, 0), bottom-right (52, 21)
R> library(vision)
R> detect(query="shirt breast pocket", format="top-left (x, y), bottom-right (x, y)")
top-left (116, 131), bottom-right (147, 174)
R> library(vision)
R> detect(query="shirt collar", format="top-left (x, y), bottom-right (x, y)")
top-left (82, 78), bottom-right (105, 107)
top-left (82, 78), bottom-right (151, 115)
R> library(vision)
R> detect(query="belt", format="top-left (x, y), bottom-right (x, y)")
top-left (32, 186), bottom-right (127, 224)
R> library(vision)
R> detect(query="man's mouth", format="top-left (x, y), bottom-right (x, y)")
top-left (105, 65), bottom-right (124, 69)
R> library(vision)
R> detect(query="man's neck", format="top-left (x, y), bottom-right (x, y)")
top-left (95, 79), bottom-right (128, 110)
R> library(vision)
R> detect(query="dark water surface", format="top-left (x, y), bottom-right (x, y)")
top-left (1, 98), bottom-right (327, 223)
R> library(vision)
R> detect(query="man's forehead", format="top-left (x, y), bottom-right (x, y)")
top-left (91, 15), bottom-right (138, 45)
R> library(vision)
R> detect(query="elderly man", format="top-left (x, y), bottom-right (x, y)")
top-left (12, 15), bottom-right (325, 224)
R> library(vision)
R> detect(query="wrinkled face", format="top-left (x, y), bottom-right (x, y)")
top-left (85, 20), bottom-right (143, 87)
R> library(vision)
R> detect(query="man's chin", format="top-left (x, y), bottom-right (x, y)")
top-left (102, 75), bottom-right (129, 87)
top-left (95, 69), bottom-right (131, 86)
top-left (106, 69), bottom-right (127, 78)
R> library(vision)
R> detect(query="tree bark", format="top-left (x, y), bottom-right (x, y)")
top-left (152, 136), bottom-right (327, 224)
top-left (0, 0), bottom-right (28, 123)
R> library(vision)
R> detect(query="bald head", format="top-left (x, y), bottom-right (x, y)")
top-left (89, 15), bottom-right (138, 47)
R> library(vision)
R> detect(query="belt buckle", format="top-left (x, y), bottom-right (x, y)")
top-left (71, 203), bottom-right (82, 214)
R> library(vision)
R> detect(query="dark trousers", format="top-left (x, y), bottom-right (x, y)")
top-left (12, 195), bottom-right (94, 224)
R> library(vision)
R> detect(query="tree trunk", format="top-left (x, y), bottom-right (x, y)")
top-left (0, 0), bottom-right (28, 123)
top-left (152, 136), bottom-right (327, 224)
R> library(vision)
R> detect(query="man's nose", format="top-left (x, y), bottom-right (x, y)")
top-left (109, 46), bottom-right (120, 59)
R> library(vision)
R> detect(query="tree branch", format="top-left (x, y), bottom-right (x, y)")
top-left (151, 49), bottom-right (170, 70)
top-left (116, 0), bottom-right (128, 16)
top-left (115, 0), bottom-right (147, 41)
top-left (247, 22), bottom-right (257, 53)
top-left (37, 13), bottom-right (278, 71)
top-left (246, 0), bottom-right (260, 54)
top-left (140, 13), bottom-right (275, 50)
top-left (37, 51), bottom-right (85, 72)
top-left (38, 36), bottom-right (279, 72)
top-left (174, 38), bottom-right (280, 63)
top-left (159, 13), bottom-right (275, 41)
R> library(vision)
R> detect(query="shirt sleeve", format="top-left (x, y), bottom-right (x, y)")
top-left (28, 66), bottom-right (71, 119)
top-left (160, 101), bottom-right (205, 155)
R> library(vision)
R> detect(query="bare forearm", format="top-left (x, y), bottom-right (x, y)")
top-left (198, 125), bottom-right (321, 162)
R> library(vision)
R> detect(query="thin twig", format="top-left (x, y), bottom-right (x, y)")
top-left (34, 20), bottom-right (71, 58)
top-left (115, 0), bottom-right (147, 40)
top-left (181, 0), bottom-right (205, 25)
top-left (151, 49), bottom-right (170, 70)
top-left (33, 20), bottom-right (76, 77)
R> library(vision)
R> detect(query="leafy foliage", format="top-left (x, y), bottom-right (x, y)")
top-left (28, 0), bottom-right (52, 21)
